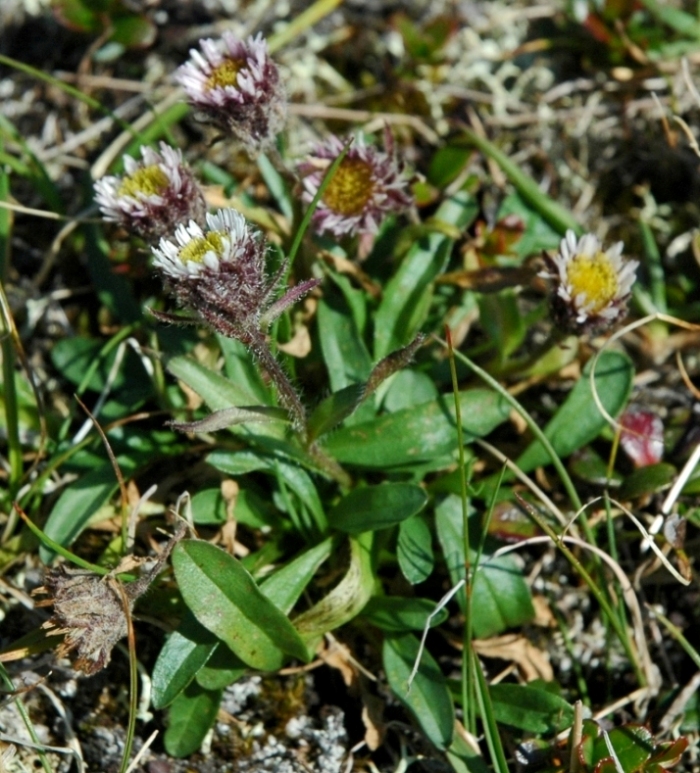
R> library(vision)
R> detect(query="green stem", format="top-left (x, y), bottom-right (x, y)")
top-left (460, 127), bottom-right (580, 236)
top-left (446, 329), bottom-right (475, 733)
top-left (119, 588), bottom-right (139, 773)
top-left (437, 336), bottom-right (583, 514)
top-left (0, 163), bottom-right (23, 515)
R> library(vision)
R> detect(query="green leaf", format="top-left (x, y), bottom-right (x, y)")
top-left (591, 725), bottom-right (654, 773)
top-left (307, 383), bottom-right (365, 442)
top-left (330, 483), bottom-right (427, 534)
top-left (218, 336), bottom-right (271, 405)
top-left (190, 488), bottom-right (227, 525)
top-left (259, 537), bottom-right (334, 613)
top-left (164, 682), bottom-right (222, 758)
top-left (110, 13), bottom-right (156, 48)
top-left (208, 450), bottom-right (327, 534)
top-left (152, 611), bottom-right (218, 709)
top-left (435, 495), bottom-right (534, 638)
top-left (84, 223), bottom-right (142, 323)
top-left (489, 684), bottom-right (574, 734)
top-left (478, 290), bottom-right (526, 360)
top-left (383, 369), bottom-right (438, 412)
top-left (427, 146), bottom-right (471, 188)
top-left (52, 0), bottom-right (100, 34)
top-left (195, 643), bottom-right (246, 690)
top-left (40, 458), bottom-right (133, 564)
top-left (173, 540), bottom-right (310, 670)
top-left (362, 597), bottom-right (447, 632)
top-left (196, 540), bottom-right (333, 691)
top-left (516, 351), bottom-right (634, 473)
top-left (619, 463), bottom-right (677, 500)
top-left (374, 234), bottom-right (451, 361)
top-left (497, 193), bottom-right (562, 258)
top-left (167, 354), bottom-right (269, 412)
top-left (51, 336), bottom-right (152, 400)
top-left (374, 191), bottom-right (477, 360)
top-left (293, 533), bottom-right (374, 641)
top-left (317, 288), bottom-right (373, 392)
top-left (258, 153), bottom-right (293, 221)
top-left (398, 513), bottom-right (434, 584)
top-left (383, 632), bottom-right (454, 750)
top-left (324, 389), bottom-right (510, 468)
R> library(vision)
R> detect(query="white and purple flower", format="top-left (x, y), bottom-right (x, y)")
top-left (298, 130), bottom-right (413, 240)
top-left (152, 208), bottom-right (318, 339)
top-left (176, 32), bottom-right (286, 152)
top-left (541, 229), bottom-right (638, 333)
top-left (94, 142), bottom-right (206, 242)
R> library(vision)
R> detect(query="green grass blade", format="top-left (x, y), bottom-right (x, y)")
top-left (461, 128), bottom-right (580, 236)
top-left (473, 655), bottom-right (510, 773)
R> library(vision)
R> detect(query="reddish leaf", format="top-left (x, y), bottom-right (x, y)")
top-left (619, 406), bottom-right (664, 467)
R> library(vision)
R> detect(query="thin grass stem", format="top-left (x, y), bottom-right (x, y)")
top-left (0, 164), bottom-right (23, 512)
top-left (435, 336), bottom-right (584, 515)
top-left (446, 327), bottom-right (475, 733)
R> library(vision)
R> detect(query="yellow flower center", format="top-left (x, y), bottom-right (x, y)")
top-left (118, 165), bottom-right (169, 198)
top-left (179, 232), bottom-right (226, 264)
top-left (322, 157), bottom-right (374, 217)
top-left (566, 252), bottom-right (619, 312)
top-left (206, 58), bottom-right (245, 91)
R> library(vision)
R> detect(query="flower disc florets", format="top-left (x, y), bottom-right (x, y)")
top-left (176, 32), bottom-right (286, 152)
top-left (541, 230), bottom-right (638, 333)
top-left (94, 142), bottom-right (206, 243)
top-left (298, 132), bottom-right (413, 239)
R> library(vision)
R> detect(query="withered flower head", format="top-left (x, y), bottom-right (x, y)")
top-left (94, 142), bottom-right (206, 243)
top-left (151, 208), bottom-right (319, 343)
top-left (36, 566), bottom-right (132, 675)
top-left (298, 129), bottom-right (413, 239)
top-left (176, 32), bottom-right (286, 152)
top-left (540, 230), bottom-right (638, 334)
top-left (35, 526), bottom-right (185, 675)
